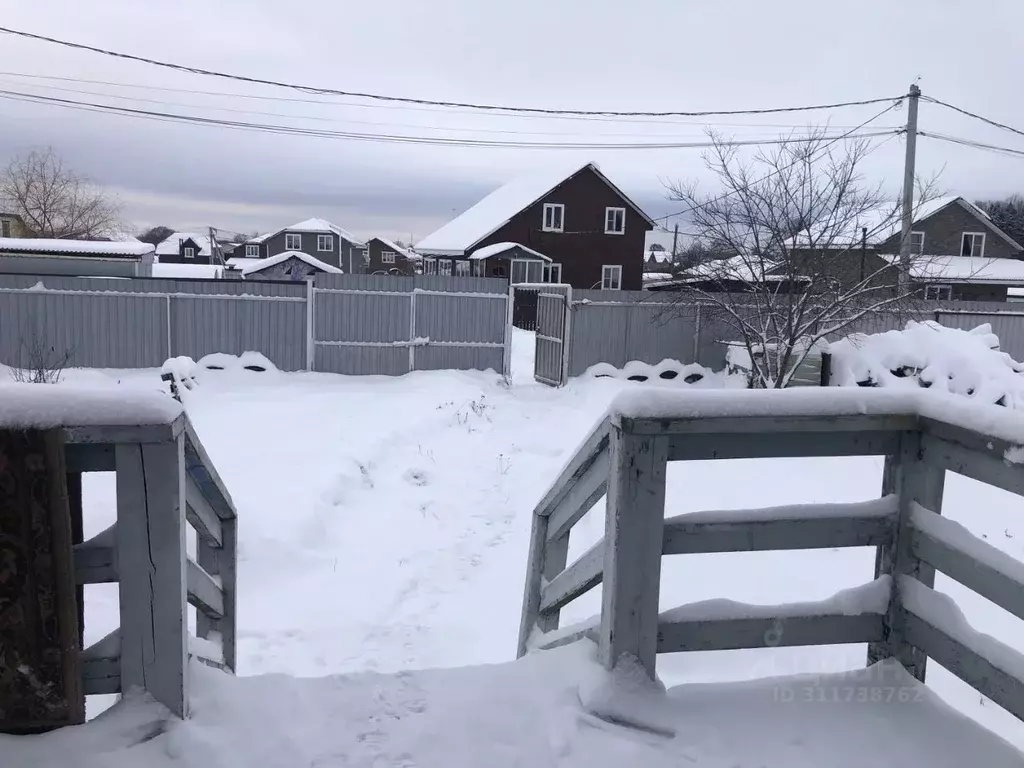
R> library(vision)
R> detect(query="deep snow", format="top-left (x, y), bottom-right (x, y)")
top-left (4, 329), bottom-right (1024, 763)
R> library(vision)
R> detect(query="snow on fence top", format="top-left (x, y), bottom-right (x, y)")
top-left (0, 383), bottom-right (182, 428)
top-left (605, 387), bottom-right (1024, 446)
top-left (0, 237), bottom-right (155, 257)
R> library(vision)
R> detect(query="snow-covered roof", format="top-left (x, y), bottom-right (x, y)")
top-left (468, 241), bottom-right (551, 261)
top-left (373, 236), bottom-right (420, 261)
top-left (643, 271), bottom-right (674, 283)
top-left (225, 256), bottom-right (263, 271)
top-left (151, 263), bottom-right (224, 279)
top-left (644, 248), bottom-right (673, 264)
top-left (252, 218), bottom-right (365, 247)
top-left (241, 250), bottom-right (342, 276)
top-left (415, 162), bottom-right (654, 255)
top-left (880, 254), bottom-right (1024, 285)
top-left (0, 237), bottom-right (153, 258)
top-left (155, 232), bottom-right (213, 257)
top-left (679, 255), bottom-right (796, 284)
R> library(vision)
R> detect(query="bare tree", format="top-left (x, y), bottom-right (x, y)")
top-left (0, 148), bottom-right (122, 239)
top-left (663, 129), bottom-right (939, 388)
top-left (137, 225), bottom-right (175, 245)
top-left (976, 194), bottom-right (1024, 248)
top-left (10, 327), bottom-right (72, 384)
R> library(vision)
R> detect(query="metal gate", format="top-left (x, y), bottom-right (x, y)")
top-left (534, 288), bottom-right (571, 386)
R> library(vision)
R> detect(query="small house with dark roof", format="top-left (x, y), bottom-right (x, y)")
top-left (365, 237), bottom-right (420, 275)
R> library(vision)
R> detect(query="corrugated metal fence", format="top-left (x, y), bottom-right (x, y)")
top-left (0, 274), bottom-right (510, 375)
top-left (538, 289), bottom-right (1024, 385)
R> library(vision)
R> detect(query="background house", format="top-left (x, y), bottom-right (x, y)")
top-left (244, 218), bottom-right (365, 274)
top-left (415, 162), bottom-right (654, 290)
top-left (0, 212), bottom-right (33, 239)
top-left (155, 232), bottom-right (214, 264)
top-left (365, 237), bottom-right (419, 275)
top-left (240, 251), bottom-right (342, 280)
top-left (0, 237), bottom-right (155, 277)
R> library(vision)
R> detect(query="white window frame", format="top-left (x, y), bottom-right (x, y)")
top-left (544, 263), bottom-right (562, 283)
top-left (542, 203), bottom-right (564, 233)
top-left (472, 260), bottom-right (484, 277)
top-left (455, 260), bottom-right (470, 276)
top-left (604, 207), bottom-right (626, 235)
top-left (601, 264), bottom-right (622, 290)
top-left (910, 231), bottom-right (925, 255)
top-left (439, 259), bottom-right (452, 276)
top-left (961, 232), bottom-right (985, 258)
top-left (0, 219), bottom-right (11, 238)
top-left (245, 244), bottom-right (259, 257)
top-left (317, 234), bottom-right (333, 252)
top-left (422, 257), bottom-right (436, 274)
top-left (183, 246), bottom-right (196, 259)
top-left (924, 284), bottom-right (952, 301)
top-left (285, 233), bottom-right (302, 250)
top-left (381, 250), bottom-right (396, 264)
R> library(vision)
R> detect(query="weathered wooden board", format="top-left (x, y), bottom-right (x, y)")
top-left (0, 429), bottom-right (84, 733)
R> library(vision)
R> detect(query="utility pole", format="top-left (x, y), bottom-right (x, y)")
top-left (898, 84), bottom-right (921, 292)
top-left (208, 225), bottom-right (225, 267)
top-left (860, 226), bottom-right (867, 283)
top-left (671, 222), bottom-right (679, 259)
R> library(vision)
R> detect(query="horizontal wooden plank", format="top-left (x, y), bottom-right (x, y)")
top-left (65, 443), bottom-right (115, 472)
top-left (623, 412), bottom-right (917, 437)
top-left (540, 543), bottom-right (603, 614)
top-left (668, 429), bottom-right (901, 461)
top-left (74, 524), bottom-right (118, 584)
top-left (546, 449), bottom-right (609, 541)
top-left (657, 613), bottom-right (885, 653)
top-left (61, 415), bottom-right (184, 446)
top-left (534, 423), bottom-right (610, 518)
top-left (184, 419), bottom-right (237, 520)
top-left (187, 558), bottom-right (224, 619)
top-left (663, 499), bottom-right (897, 555)
top-left (530, 621), bottom-right (599, 652)
top-left (82, 658), bottom-right (120, 696)
top-left (901, 607), bottom-right (1024, 721)
top-left (920, 432), bottom-right (1024, 498)
top-left (185, 475), bottom-right (223, 546)
top-left (909, 506), bottom-right (1024, 625)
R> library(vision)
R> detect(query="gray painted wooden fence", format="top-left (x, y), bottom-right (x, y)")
top-left (0, 274), bottom-right (511, 376)
top-left (536, 290), bottom-right (1024, 385)
top-left (520, 392), bottom-right (1024, 728)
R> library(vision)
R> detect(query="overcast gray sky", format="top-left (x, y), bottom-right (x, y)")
top-left (2, 0), bottom-right (1023, 242)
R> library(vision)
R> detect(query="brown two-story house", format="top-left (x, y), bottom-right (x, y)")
top-left (365, 236), bottom-right (419, 275)
top-left (155, 232), bottom-right (214, 264)
top-left (414, 162), bottom-right (654, 290)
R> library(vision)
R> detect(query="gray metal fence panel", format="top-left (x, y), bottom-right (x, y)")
top-left (169, 296), bottom-right (306, 371)
top-left (535, 293), bottom-right (567, 385)
top-left (936, 310), bottom-right (1024, 362)
top-left (0, 290), bottom-right (167, 369)
top-left (415, 293), bottom-right (505, 343)
top-left (316, 292), bottom-right (410, 344)
top-left (414, 345), bottom-right (504, 373)
top-left (0, 274), bottom-right (305, 297)
top-left (315, 345), bottom-right (410, 376)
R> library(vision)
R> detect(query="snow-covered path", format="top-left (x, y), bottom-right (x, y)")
top-left (12, 329), bottom-right (1024, 761)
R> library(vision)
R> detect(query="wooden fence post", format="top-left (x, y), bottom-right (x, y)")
top-left (116, 437), bottom-right (188, 717)
top-left (598, 427), bottom-right (669, 677)
top-left (868, 430), bottom-right (944, 681)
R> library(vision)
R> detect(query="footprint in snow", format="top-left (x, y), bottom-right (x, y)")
top-left (403, 468), bottom-right (429, 487)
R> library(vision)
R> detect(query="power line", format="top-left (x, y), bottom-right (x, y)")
top-left (0, 25), bottom-right (905, 118)
top-left (0, 70), bottom-right (906, 131)
top-left (922, 96), bottom-right (1024, 141)
top-left (919, 130), bottom-right (1024, 160)
top-left (0, 87), bottom-right (900, 151)
top-left (653, 103), bottom-right (903, 223)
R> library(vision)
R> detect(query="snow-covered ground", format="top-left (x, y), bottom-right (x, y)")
top-left (5, 329), bottom-right (1024, 764)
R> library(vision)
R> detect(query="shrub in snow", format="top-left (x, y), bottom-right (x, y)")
top-left (584, 359), bottom-right (744, 388)
top-left (161, 356), bottom-right (199, 400)
top-left (829, 321), bottom-right (1024, 408)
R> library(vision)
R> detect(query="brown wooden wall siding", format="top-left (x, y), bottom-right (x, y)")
top-left (366, 238), bottom-right (416, 275)
top-left (471, 166), bottom-right (650, 291)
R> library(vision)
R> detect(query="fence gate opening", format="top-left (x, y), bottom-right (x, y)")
top-left (534, 287), bottom-right (571, 386)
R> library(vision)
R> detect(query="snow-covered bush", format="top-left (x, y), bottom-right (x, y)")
top-left (198, 351), bottom-right (278, 373)
top-left (584, 359), bottom-right (745, 388)
top-left (829, 321), bottom-right (1024, 408)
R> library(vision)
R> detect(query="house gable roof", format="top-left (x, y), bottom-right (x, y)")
top-left (155, 232), bottom-right (213, 257)
top-left (0, 237), bottom-right (152, 259)
top-left (370, 236), bottom-right (420, 261)
top-left (241, 250), bottom-right (342, 276)
top-left (252, 218), bottom-right (365, 247)
top-left (415, 162), bottom-right (655, 256)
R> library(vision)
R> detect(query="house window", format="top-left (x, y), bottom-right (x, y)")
top-left (317, 234), bottom-right (333, 252)
top-left (439, 260), bottom-right (452, 276)
top-left (455, 260), bottom-right (470, 276)
top-left (0, 219), bottom-right (10, 238)
top-left (604, 207), bottom-right (626, 235)
top-left (961, 232), bottom-right (985, 258)
top-left (924, 284), bottom-right (952, 301)
top-left (285, 233), bottom-right (302, 250)
top-left (183, 246), bottom-right (196, 259)
top-left (542, 203), bottom-right (564, 233)
top-left (910, 231), bottom-right (925, 254)
top-left (601, 264), bottom-right (622, 290)
top-left (472, 260), bottom-right (484, 277)
top-left (245, 244), bottom-right (259, 257)
top-left (544, 263), bottom-right (562, 283)
top-left (381, 250), bottom-right (396, 264)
